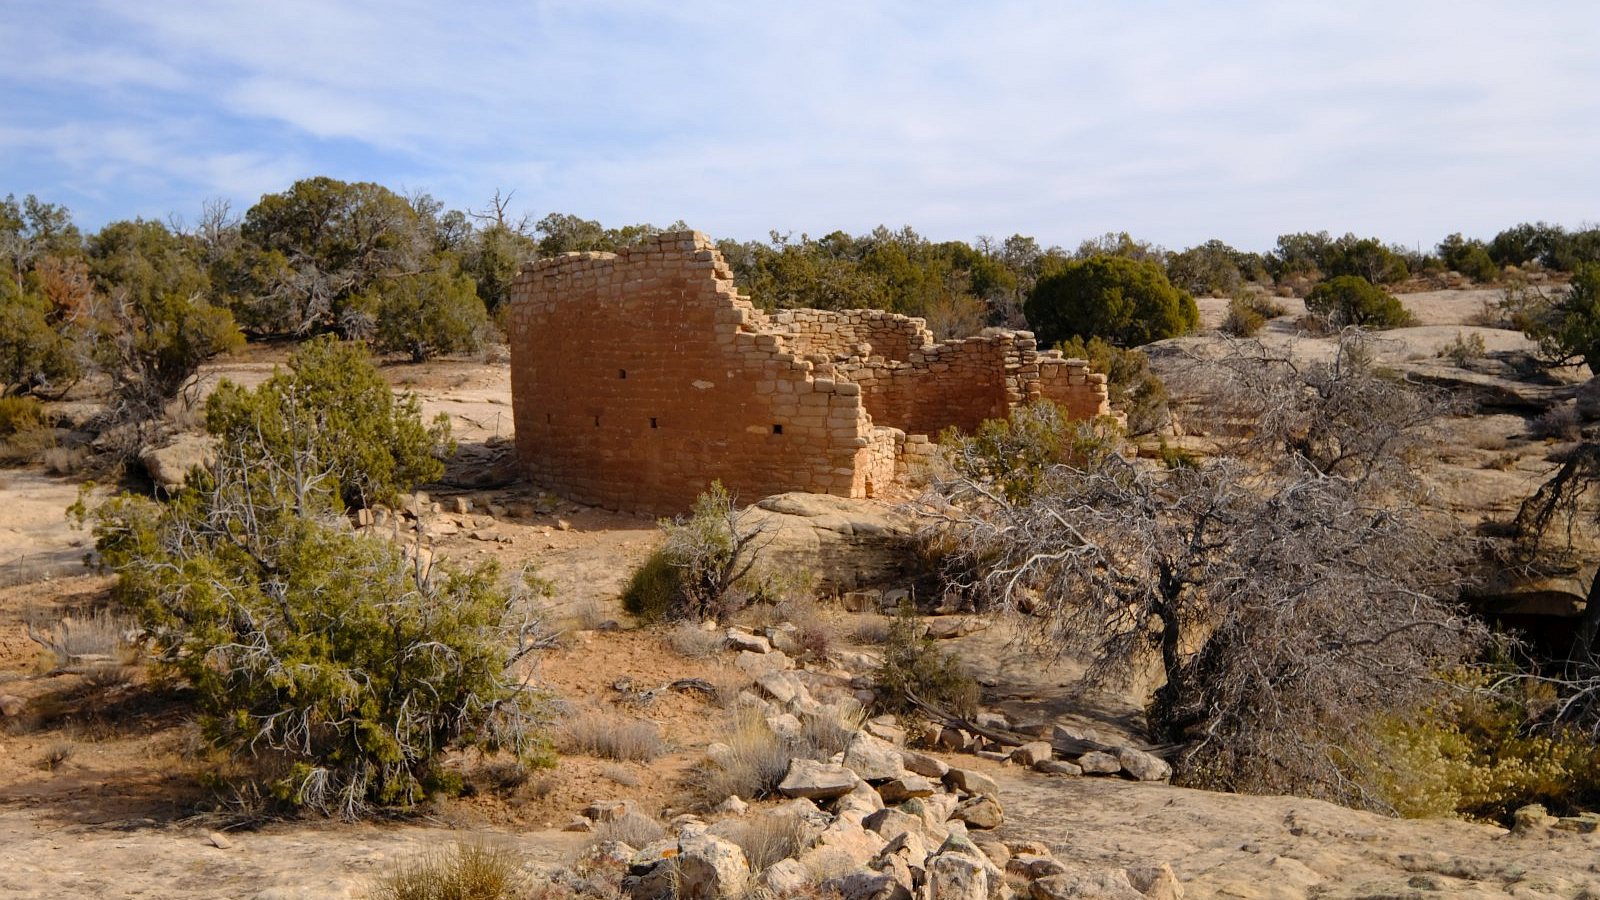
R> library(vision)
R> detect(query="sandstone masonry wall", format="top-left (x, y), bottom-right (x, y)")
top-left (509, 230), bottom-right (1111, 514)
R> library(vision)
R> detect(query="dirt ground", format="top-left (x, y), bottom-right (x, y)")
top-left (3, 295), bottom-right (1600, 898)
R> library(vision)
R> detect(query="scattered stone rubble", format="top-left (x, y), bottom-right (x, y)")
top-left (551, 623), bottom-right (1183, 900)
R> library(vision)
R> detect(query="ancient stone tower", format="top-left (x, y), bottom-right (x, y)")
top-left (508, 230), bottom-right (1110, 514)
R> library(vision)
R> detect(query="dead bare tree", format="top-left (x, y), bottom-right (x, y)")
top-left (923, 341), bottom-right (1489, 808)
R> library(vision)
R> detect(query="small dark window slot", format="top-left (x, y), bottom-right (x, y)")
top-left (649, 417), bottom-right (658, 429)
top-left (594, 416), bottom-right (601, 427)
top-left (619, 369), bottom-right (627, 379)
top-left (545, 413), bottom-right (552, 425)
top-left (772, 424), bottom-right (783, 435)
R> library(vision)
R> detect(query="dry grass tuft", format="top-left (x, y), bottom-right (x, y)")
top-left (683, 709), bottom-right (792, 810)
top-left (369, 841), bottom-right (527, 900)
top-left (560, 710), bottom-right (666, 762)
top-left (722, 813), bottom-right (814, 872)
top-left (667, 621), bottom-right (725, 658)
top-left (592, 810), bottom-right (666, 848)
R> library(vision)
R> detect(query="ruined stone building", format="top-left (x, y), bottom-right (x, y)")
top-left (508, 230), bottom-right (1111, 513)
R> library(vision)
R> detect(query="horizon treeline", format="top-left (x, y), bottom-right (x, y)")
top-left (4, 176), bottom-right (1598, 396)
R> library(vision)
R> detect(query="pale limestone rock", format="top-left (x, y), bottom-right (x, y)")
top-left (726, 628), bottom-right (772, 654)
top-left (844, 730), bottom-right (906, 782)
top-left (945, 767), bottom-right (1001, 797)
top-left (779, 758), bottom-right (862, 800)
top-left (1010, 742), bottom-right (1055, 767)
top-left (1035, 760), bottom-right (1083, 776)
top-left (1076, 751), bottom-right (1122, 775)
top-left (876, 773), bottom-right (936, 803)
top-left (953, 795), bottom-right (1004, 830)
top-left (675, 831), bottom-right (751, 900)
top-left (1125, 863), bottom-right (1184, 900)
top-left (1115, 747), bottom-right (1171, 783)
top-left (1030, 871), bottom-right (1143, 900)
top-left (902, 748), bottom-right (950, 779)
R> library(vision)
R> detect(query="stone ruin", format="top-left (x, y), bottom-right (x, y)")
top-left (508, 230), bottom-right (1112, 514)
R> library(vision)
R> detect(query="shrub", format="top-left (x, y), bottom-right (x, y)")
top-left (80, 377), bottom-right (547, 817)
top-left (621, 549), bottom-right (683, 623)
top-left (684, 708), bottom-right (792, 810)
top-left (1438, 331), bottom-right (1488, 367)
top-left (559, 710), bottom-right (666, 762)
top-left (1531, 405), bottom-right (1582, 442)
top-left (723, 813), bottom-right (813, 871)
top-left (1023, 255), bottom-right (1198, 348)
top-left (592, 810), bottom-right (666, 848)
top-left (872, 612), bottom-right (979, 720)
top-left (204, 335), bottom-right (452, 509)
top-left (622, 482), bottom-right (768, 623)
top-left (667, 621), bottom-right (726, 658)
top-left (1519, 262), bottom-right (1600, 369)
top-left (370, 841), bottom-right (528, 900)
top-left (1367, 676), bottom-right (1600, 822)
top-left (1220, 297), bottom-right (1266, 337)
top-left (1055, 336), bottom-right (1169, 434)
top-left (0, 396), bottom-right (48, 437)
top-left (1304, 275), bottom-right (1415, 330)
top-left (357, 266), bottom-right (492, 362)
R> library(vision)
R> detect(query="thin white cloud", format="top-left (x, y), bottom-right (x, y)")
top-left (1, 0), bottom-right (1595, 248)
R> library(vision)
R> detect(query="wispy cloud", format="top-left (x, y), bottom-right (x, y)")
top-left (2, 0), bottom-right (1596, 250)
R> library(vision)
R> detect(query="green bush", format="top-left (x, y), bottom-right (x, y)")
top-left (1367, 676), bottom-right (1600, 822)
top-left (620, 548), bottom-right (682, 622)
top-left (1221, 297), bottom-right (1266, 336)
top-left (204, 335), bottom-right (451, 509)
top-left (84, 482), bottom-right (551, 817)
top-left (872, 610), bottom-right (979, 720)
top-left (941, 401), bottom-right (1120, 503)
top-left (1024, 254), bottom-right (1198, 348)
top-left (621, 481), bottom-right (767, 623)
top-left (0, 395), bottom-right (48, 437)
top-left (1304, 275), bottom-right (1416, 330)
top-left (1520, 262), bottom-right (1600, 369)
top-left (357, 266), bottom-right (491, 362)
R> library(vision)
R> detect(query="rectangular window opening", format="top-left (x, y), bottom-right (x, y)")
top-left (594, 416), bottom-right (601, 427)
top-left (649, 417), bottom-right (658, 429)
top-left (619, 369), bottom-right (627, 379)
top-left (772, 424), bottom-right (783, 435)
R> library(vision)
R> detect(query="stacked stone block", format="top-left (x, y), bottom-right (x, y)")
top-left (508, 230), bottom-right (1112, 514)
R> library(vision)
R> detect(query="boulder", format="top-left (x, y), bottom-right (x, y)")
top-left (583, 799), bottom-right (639, 823)
top-left (952, 795), bottom-right (1004, 830)
top-left (1125, 863), bottom-right (1184, 900)
top-left (864, 808), bottom-right (926, 841)
top-left (0, 695), bottom-right (26, 718)
top-left (928, 853), bottom-right (994, 900)
top-left (139, 434), bottom-right (216, 492)
top-left (1007, 856), bottom-right (1068, 881)
top-left (903, 749), bottom-right (950, 779)
top-left (865, 718), bottom-right (908, 746)
top-left (737, 650), bottom-right (794, 677)
top-left (761, 858), bottom-right (811, 895)
top-left (970, 834), bottom-right (1010, 868)
top-left (779, 758), bottom-right (862, 800)
top-left (1030, 871), bottom-right (1143, 900)
top-left (1035, 760), bottom-right (1083, 776)
top-left (945, 767), bottom-right (1001, 797)
top-left (1115, 747), bottom-right (1171, 783)
top-left (726, 629), bottom-right (772, 654)
top-left (834, 780), bottom-right (887, 824)
top-left (766, 713), bottom-right (804, 742)
top-left (934, 726), bottom-right (974, 752)
top-left (842, 590), bottom-right (883, 612)
top-left (574, 840), bottom-right (636, 874)
top-left (844, 731), bottom-right (906, 782)
top-left (675, 831), bottom-right (751, 900)
top-left (744, 493), bottom-right (918, 590)
top-left (876, 773), bottom-right (936, 803)
top-left (1010, 742), bottom-right (1055, 767)
top-left (756, 671), bottom-right (807, 705)
top-left (1076, 751), bottom-right (1122, 775)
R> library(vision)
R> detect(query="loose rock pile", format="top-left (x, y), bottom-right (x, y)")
top-left (551, 624), bottom-right (1183, 900)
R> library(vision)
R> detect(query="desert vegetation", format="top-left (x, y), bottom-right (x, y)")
top-left (9, 182), bottom-right (1600, 896)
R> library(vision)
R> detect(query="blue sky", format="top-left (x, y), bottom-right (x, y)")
top-left (2, 1), bottom-right (1597, 252)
